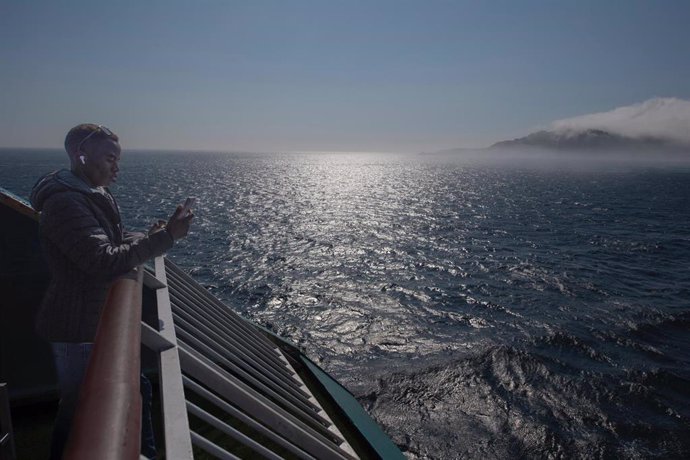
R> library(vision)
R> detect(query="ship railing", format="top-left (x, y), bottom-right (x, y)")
top-left (63, 268), bottom-right (145, 460)
top-left (143, 256), bottom-right (359, 459)
top-left (66, 255), bottom-right (359, 459)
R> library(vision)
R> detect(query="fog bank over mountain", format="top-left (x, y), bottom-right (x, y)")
top-left (550, 97), bottom-right (690, 145)
top-left (429, 98), bottom-right (690, 170)
top-left (482, 98), bottom-right (690, 153)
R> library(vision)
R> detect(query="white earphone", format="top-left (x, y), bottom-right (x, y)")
top-left (79, 155), bottom-right (86, 165)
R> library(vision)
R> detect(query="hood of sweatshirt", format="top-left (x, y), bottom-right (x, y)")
top-left (30, 169), bottom-right (120, 223)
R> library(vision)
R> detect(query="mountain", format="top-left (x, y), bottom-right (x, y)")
top-left (489, 98), bottom-right (690, 153)
top-left (489, 128), bottom-right (681, 152)
top-left (432, 98), bottom-right (690, 155)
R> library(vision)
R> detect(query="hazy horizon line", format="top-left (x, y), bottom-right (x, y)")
top-left (0, 146), bottom-right (455, 155)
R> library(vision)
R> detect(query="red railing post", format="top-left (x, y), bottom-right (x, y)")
top-left (63, 268), bottom-right (144, 460)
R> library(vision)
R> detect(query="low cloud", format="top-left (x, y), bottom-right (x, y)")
top-left (551, 97), bottom-right (690, 144)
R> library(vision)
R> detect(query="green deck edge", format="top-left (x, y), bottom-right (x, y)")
top-left (248, 321), bottom-right (404, 459)
top-left (300, 357), bottom-right (405, 460)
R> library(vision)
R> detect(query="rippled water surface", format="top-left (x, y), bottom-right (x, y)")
top-left (2, 150), bottom-right (690, 458)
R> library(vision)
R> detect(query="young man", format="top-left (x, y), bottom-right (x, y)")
top-left (30, 123), bottom-right (194, 459)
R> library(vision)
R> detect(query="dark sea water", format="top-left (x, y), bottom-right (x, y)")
top-left (2, 149), bottom-right (690, 459)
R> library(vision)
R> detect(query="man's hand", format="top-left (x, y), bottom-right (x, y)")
top-left (166, 205), bottom-right (194, 241)
top-left (148, 219), bottom-right (167, 235)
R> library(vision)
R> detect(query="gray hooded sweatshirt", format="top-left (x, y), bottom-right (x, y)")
top-left (30, 169), bottom-right (173, 342)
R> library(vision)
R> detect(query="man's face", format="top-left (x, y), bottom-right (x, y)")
top-left (82, 139), bottom-right (121, 187)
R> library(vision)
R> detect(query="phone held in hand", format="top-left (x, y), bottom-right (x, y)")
top-left (179, 197), bottom-right (196, 218)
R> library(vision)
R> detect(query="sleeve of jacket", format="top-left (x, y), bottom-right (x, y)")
top-left (41, 191), bottom-right (174, 278)
top-left (123, 230), bottom-right (146, 243)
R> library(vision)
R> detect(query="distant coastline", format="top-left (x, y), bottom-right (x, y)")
top-left (488, 128), bottom-right (690, 153)
top-left (429, 128), bottom-right (690, 157)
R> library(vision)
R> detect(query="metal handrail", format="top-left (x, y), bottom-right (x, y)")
top-left (63, 268), bottom-right (144, 460)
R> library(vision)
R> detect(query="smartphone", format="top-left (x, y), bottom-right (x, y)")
top-left (179, 197), bottom-right (196, 218)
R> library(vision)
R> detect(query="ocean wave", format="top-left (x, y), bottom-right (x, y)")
top-left (361, 345), bottom-right (690, 459)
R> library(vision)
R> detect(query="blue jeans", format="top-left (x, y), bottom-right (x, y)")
top-left (50, 342), bottom-right (156, 459)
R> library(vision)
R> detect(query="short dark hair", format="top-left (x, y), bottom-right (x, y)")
top-left (64, 123), bottom-right (119, 155)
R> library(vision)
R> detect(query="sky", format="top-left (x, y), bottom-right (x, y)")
top-left (2, 0), bottom-right (690, 153)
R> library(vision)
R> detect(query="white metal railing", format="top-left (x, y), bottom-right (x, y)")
top-left (141, 256), bottom-right (359, 459)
